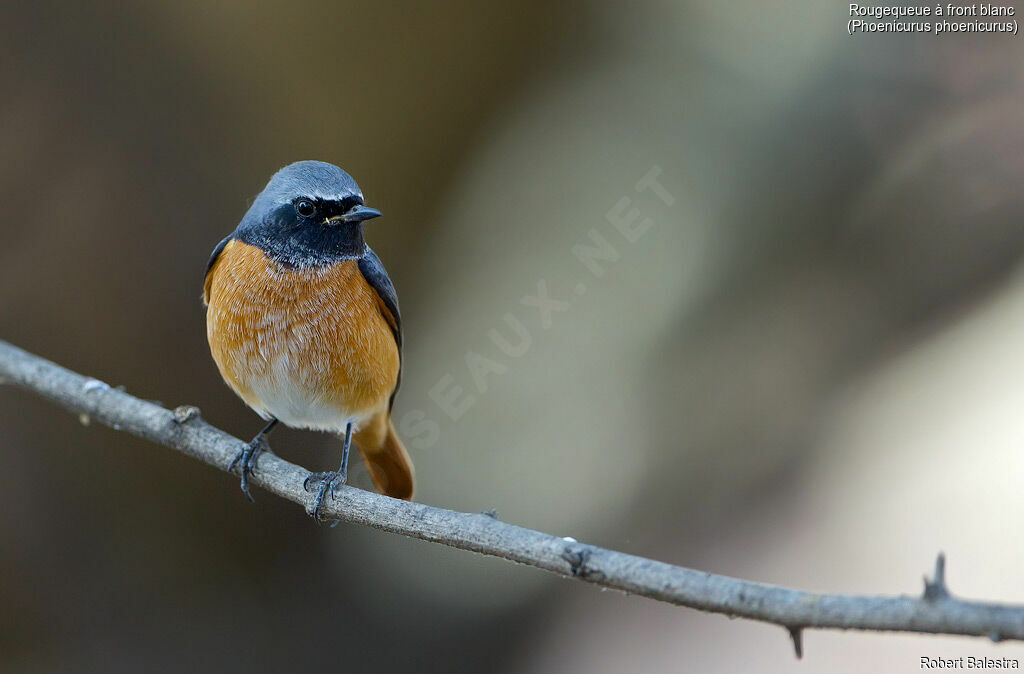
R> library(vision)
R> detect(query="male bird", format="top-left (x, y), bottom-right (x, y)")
top-left (203, 160), bottom-right (413, 517)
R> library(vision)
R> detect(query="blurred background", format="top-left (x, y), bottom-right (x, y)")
top-left (3, 1), bottom-right (1024, 671)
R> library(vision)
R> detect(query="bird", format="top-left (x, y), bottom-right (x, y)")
top-left (203, 160), bottom-right (413, 518)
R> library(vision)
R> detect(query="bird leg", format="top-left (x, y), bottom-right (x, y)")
top-left (303, 421), bottom-right (353, 520)
top-left (229, 418), bottom-right (278, 502)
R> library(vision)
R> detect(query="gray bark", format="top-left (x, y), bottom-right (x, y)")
top-left (2, 337), bottom-right (1021, 653)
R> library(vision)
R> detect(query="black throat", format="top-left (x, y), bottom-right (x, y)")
top-left (236, 204), bottom-right (367, 268)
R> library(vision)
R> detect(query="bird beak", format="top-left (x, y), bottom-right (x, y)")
top-left (327, 204), bottom-right (382, 225)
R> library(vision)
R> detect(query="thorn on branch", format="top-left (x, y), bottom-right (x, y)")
top-left (481, 508), bottom-right (499, 520)
top-left (173, 405), bottom-right (201, 424)
top-left (788, 626), bottom-right (804, 659)
top-left (923, 552), bottom-right (949, 601)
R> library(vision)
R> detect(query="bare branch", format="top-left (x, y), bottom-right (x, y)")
top-left (2, 338), bottom-right (1023, 650)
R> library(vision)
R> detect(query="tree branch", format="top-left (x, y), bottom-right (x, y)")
top-left (2, 337), bottom-right (1022, 655)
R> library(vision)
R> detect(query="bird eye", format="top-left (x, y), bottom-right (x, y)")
top-left (295, 199), bottom-right (316, 218)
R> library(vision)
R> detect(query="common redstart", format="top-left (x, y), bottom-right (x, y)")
top-left (203, 160), bottom-right (413, 518)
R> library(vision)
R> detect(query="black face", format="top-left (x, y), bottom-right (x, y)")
top-left (237, 195), bottom-right (376, 268)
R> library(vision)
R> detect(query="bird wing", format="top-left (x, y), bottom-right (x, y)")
top-left (203, 235), bottom-right (234, 305)
top-left (358, 246), bottom-right (402, 409)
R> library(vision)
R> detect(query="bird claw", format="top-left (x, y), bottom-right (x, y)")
top-left (303, 470), bottom-right (347, 520)
top-left (229, 437), bottom-right (269, 502)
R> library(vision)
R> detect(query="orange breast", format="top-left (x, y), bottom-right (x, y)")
top-left (204, 239), bottom-right (399, 431)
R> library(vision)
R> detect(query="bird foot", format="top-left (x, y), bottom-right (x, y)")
top-left (303, 470), bottom-right (347, 520)
top-left (229, 436), bottom-right (270, 502)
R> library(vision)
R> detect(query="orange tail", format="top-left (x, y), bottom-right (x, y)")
top-left (354, 412), bottom-right (414, 500)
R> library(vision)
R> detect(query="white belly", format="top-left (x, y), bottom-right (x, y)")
top-left (245, 355), bottom-right (355, 432)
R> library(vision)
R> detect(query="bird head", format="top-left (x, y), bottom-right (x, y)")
top-left (236, 160), bottom-right (382, 267)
